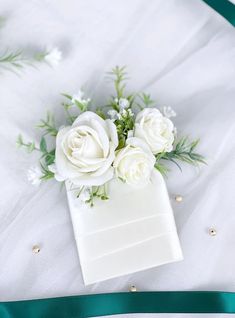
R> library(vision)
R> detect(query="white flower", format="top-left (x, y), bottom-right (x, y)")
top-left (107, 109), bottom-right (118, 120)
top-left (54, 111), bottom-right (118, 186)
top-left (27, 166), bottom-right (43, 186)
top-left (72, 90), bottom-right (91, 106)
top-left (162, 106), bottom-right (176, 118)
top-left (134, 108), bottom-right (174, 154)
top-left (117, 108), bottom-right (134, 120)
top-left (121, 108), bottom-right (134, 118)
top-left (118, 98), bottom-right (129, 110)
top-left (44, 47), bottom-right (62, 67)
top-left (113, 137), bottom-right (155, 188)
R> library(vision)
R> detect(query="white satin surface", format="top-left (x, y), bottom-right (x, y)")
top-left (67, 171), bottom-right (183, 285)
top-left (0, 0), bottom-right (235, 317)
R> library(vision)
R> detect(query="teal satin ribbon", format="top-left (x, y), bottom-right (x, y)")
top-left (202, 0), bottom-right (235, 26)
top-left (1, 291), bottom-right (235, 317)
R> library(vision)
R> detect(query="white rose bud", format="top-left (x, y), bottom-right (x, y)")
top-left (134, 108), bottom-right (174, 154)
top-left (113, 137), bottom-right (155, 187)
top-left (54, 112), bottom-right (118, 186)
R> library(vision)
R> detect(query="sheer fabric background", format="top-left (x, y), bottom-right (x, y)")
top-left (0, 0), bottom-right (235, 317)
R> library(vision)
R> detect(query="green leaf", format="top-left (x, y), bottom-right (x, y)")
top-left (154, 162), bottom-right (169, 176)
top-left (159, 136), bottom-right (206, 170)
top-left (117, 136), bottom-right (126, 150)
top-left (40, 137), bottom-right (47, 153)
top-left (61, 93), bottom-right (72, 100)
top-left (96, 108), bottom-right (106, 119)
top-left (16, 134), bottom-right (23, 147)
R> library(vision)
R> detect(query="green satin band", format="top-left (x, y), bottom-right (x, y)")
top-left (1, 291), bottom-right (235, 317)
top-left (202, 0), bottom-right (235, 26)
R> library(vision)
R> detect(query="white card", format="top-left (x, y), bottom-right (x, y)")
top-left (67, 170), bottom-right (183, 285)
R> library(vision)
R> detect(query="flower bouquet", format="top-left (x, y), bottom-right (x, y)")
top-left (18, 67), bottom-right (205, 284)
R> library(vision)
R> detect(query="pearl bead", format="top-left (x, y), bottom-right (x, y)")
top-left (175, 195), bottom-right (183, 202)
top-left (209, 228), bottom-right (217, 236)
top-left (32, 245), bottom-right (40, 253)
top-left (129, 285), bottom-right (137, 292)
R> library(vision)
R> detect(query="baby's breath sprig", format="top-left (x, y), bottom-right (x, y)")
top-left (115, 109), bottom-right (134, 149)
top-left (85, 185), bottom-right (109, 207)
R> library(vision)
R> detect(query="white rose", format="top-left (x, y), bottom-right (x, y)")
top-left (55, 112), bottom-right (118, 186)
top-left (113, 137), bottom-right (155, 187)
top-left (134, 108), bottom-right (174, 154)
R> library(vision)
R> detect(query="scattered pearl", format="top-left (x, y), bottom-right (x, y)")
top-left (129, 285), bottom-right (137, 292)
top-left (209, 228), bottom-right (217, 236)
top-left (175, 195), bottom-right (183, 202)
top-left (32, 245), bottom-right (40, 254)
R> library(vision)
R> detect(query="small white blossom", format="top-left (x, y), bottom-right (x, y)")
top-left (119, 98), bottom-right (129, 110)
top-left (127, 109), bottom-right (134, 117)
top-left (72, 90), bottom-right (91, 106)
top-left (44, 47), bottom-right (62, 67)
top-left (162, 106), bottom-right (176, 118)
top-left (27, 166), bottom-right (43, 186)
top-left (107, 109), bottom-right (118, 120)
top-left (120, 108), bottom-right (134, 118)
top-left (79, 187), bottom-right (91, 202)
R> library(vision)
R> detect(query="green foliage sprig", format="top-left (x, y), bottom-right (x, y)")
top-left (37, 112), bottom-right (58, 137)
top-left (155, 137), bottom-right (206, 174)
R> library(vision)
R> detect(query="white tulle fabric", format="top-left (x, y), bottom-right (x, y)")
top-left (0, 0), bottom-right (235, 317)
top-left (67, 171), bottom-right (183, 285)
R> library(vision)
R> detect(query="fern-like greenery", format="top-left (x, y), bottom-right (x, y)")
top-left (155, 137), bottom-right (206, 174)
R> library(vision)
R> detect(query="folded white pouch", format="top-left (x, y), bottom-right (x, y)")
top-left (67, 170), bottom-right (183, 285)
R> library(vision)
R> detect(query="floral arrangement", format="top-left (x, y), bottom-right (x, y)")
top-left (17, 66), bottom-right (205, 206)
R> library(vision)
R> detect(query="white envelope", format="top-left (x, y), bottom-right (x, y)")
top-left (67, 170), bottom-right (183, 285)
